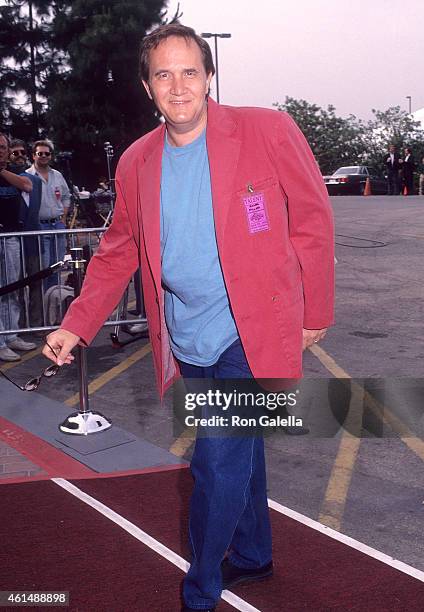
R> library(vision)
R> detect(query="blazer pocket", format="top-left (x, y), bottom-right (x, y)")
top-left (236, 176), bottom-right (277, 196)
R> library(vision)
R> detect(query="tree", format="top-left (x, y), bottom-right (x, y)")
top-left (274, 97), bottom-right (366, 175)
top-left (46, 0), bottom-right (170, 186)
top-left (274, 97), bottom-right (424, 177)
top-left (361, 106), bottom-right (424, 174)
top-left (1, 1), bottom-right (179, 185)
top-left (0, 0), bottom-right (61, 137)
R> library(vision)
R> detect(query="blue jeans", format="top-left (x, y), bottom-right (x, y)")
top-left (40, 220), bottom-right (66, 290)
top-left (0, 237), bottom-right (21, 347)
top-left (179, 340), bottom-right (272, 609)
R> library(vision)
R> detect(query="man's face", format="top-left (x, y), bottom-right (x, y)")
top-left (34, 145), bottom-right (52, 167)
top-left (0, 136), bottom-right (8, 165)
top-left (10, 145), bottom-right (27, 167)
top-left (389, 145), bottom-right (396, 154)
top-left (142, 36), bottom-right (212, 138)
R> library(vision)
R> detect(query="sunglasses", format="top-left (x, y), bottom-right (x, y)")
top-left (11, 150), bottom-right (26, 156)
top-left (36, 151), bottom-right (51, 157)
top-left (0, 341), bottom-right (61, 392)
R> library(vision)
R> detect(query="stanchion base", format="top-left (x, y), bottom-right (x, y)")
top-left (59, 411), bottom-right (113, 435)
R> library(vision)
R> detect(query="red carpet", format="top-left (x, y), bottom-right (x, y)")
top-left (0, 480), bottom-right (187, 612)
top-left (1, 470), bottom-right (423, 611)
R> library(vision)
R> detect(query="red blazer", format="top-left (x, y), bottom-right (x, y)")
top-left (62, 99), bottom-right (335, 397)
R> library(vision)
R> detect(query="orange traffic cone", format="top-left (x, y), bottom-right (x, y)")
top-left (364, 178), bottom-right (372, 196)
top-left (403, 185), bottom-right (408, 195)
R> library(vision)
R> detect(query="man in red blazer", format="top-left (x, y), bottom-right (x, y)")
top-left (43, 24), bottom-right (334, 611)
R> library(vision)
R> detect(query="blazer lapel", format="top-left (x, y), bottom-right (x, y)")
top-left (136, 125), bottom-right (165, 296)
top-left (135, 101), bottom-right (239, 293)
top-left (206, 99), bottom-right (241, 244)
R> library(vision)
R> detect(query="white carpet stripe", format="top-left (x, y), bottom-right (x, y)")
top-left (52, 478), bottom-right (261, 612)
top-left (268, 497), bottom-right (424, 583)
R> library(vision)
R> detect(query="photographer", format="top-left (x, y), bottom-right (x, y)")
top-left (27, 140), bottom-right (70, 288)
top-left (0, 133), bottom-right (36, 361)
top-left (9, 139), bottom-right (43, 327)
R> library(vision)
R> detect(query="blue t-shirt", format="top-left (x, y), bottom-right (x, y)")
top-left (160, 129), bottom-right (238, 366)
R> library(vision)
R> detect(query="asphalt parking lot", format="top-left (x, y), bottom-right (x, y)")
top-left (326, 194), bottom-right (424, 378)
top-left (2, 194), bottom-right (424, 574)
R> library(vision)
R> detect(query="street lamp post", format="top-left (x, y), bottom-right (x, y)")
top-left (201, 33), bottom-right (231, 103)
top-left (406, 95), bottom-right (412, 114)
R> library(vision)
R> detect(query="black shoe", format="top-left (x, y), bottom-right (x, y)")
top-left (221, 558), bottom-right (273, 589)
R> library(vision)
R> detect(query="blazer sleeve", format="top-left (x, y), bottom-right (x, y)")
top-left (61, 162), bottom-right (139, 344)
top-left (273, 112), bottom-right (335, 329)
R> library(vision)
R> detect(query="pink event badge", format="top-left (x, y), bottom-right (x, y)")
top-left (242, 191), bottom-right (270, 234)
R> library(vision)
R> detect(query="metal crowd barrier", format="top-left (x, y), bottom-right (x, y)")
top-left (0, 227), bottom-right (148, 435)
top-left (0, 227), bottom-right (145, 334)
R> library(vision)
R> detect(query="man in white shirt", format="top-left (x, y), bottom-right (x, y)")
top-left (27, 140), bottom-right (70, 288)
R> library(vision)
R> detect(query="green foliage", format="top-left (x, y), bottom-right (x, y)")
top-left (361, 106), bottom-right (424, 175)
top-left (0, 0), bottom-right (171, 185)
top-left (0, 0), bottom-right (58, 137)
top-left (274, 97), bottom-right (366, 175)
top-left (46, 0), bottom-right (169, 184)
top-left (274, 97), bottom-right (424, 176)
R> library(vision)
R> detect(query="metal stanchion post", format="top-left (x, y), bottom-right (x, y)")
top-left (59, 247), bottom-right (112, 435)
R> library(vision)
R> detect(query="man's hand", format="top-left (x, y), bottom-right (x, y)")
top-left (42, 329), bottom-right (80, 366)
top-left (303, 328), bottom-right (327, 350)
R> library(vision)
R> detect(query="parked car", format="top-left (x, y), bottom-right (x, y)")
top-left (323, 166), bottom-right (387, 195)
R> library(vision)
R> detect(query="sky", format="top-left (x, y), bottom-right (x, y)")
top-left (165, 0), bottom-right (424, 122)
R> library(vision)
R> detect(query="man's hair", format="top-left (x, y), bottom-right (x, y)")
top-left (10, 138), bottom-right (26, 149)
top-left (139, 23), bottom-right (215, 82)
top-left (32, 139), bottom-right (54, 154)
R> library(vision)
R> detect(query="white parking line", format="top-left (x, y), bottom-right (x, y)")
top-left (52, 478), bottom-right (261, 612)
top-left (268, 498), bottom-right (424, 583)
